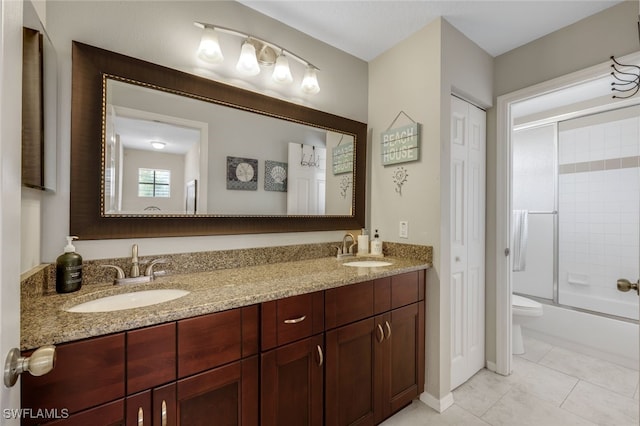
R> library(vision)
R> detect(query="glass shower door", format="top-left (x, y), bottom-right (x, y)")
top-left (512, 124), bottom-right (557, 301)
top-left (557, 106), bottom-right (640, 320)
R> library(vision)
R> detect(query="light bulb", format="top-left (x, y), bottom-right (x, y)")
top-left (272, 54), bottom-right (293, 84)
top-left (151, 141), bottom-right (166, 150)
top-left (197, 27), bottom-right (224, 64)
top-left (301, 66), bottom-right (320, 95)
top-left (236, 40), bottom-right (260, 76)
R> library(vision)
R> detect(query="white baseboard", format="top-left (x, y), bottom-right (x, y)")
top-left (420, 391), bottom-right (454, 413)
top-left (485, 361), bottom-right (497, 372)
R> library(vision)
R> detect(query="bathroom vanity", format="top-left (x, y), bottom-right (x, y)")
top-left (20, 254), bottom-right (428, 425)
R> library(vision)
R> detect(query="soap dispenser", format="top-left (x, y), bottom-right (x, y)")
top-left (370, 229), bottom-right (383, 257)
top-left (56, 236), bottom-right (83, 293)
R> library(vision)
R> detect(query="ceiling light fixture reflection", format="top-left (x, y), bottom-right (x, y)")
top-left (194, 22), bottom-right (320, 94)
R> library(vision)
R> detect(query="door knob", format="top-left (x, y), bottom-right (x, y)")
top-left (4, 345), bottom-right (56, 387)
top-left (616, 278), bottom-right (639, 295)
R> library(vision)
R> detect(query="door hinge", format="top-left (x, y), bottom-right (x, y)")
top-left (504, 248), bottom-right (510, 256)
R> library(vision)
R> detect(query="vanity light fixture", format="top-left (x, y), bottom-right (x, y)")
top-left (273, 54), bottom-right (293, 84)
top-left (301, 66), bottom-right (321, 95)
top-left (197, 27), bottom-right (224, 64)
top-left (194, 22), bottom-right (320, 94)
top-left (236, 39), bottom-right (261, 76)
top-left (150, 141), bottom-right (166, 150)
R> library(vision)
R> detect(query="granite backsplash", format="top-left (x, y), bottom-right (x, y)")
top-left (21, 242), bottom-right (432, 298)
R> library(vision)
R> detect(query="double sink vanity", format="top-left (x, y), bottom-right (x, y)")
top-left (18, 36), bottom-right (430, 425)
top-left (20, 243), bottom-right (430, 426)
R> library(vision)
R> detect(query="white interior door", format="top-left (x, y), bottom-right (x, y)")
top-left (287, 142), bottom-right (326, 215)
top-left (450, 96), bottom-right (486, 390)
top-left (1, 0), bottom-right (24, 421)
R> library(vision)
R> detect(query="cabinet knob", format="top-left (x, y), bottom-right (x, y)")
top-left (137, 407), bottom-right (144, 426)
top-left (384, 321), bottom-right (392, 339)
top-left (376, 324), bottom-right (385, 343)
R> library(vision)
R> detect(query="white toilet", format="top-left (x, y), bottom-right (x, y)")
top-left (512, 294), bottom-right (543, 355)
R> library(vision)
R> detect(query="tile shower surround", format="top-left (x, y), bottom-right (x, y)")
top-left (558, 115), bottom-right (639, 319)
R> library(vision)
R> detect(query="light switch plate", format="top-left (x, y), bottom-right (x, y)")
top-left (399, 221), bottom-right (408, 238)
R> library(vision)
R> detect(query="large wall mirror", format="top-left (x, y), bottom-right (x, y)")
top-left (71, 42), bottom-right (367, 239)
top-left (22, 0), bottom-right (57, 191)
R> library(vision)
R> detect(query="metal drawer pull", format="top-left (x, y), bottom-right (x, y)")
top-left (384, 321), bottom-right (392, 339)
top-left (161, 400), bottom-right (167, 426)
top-left (317, 345), bottom-right (324, 366)
top-left (284, 315), bottom-right (307, 324)
top-left (376, 324), bottom-right (385, 342)
top-left (137, 407), bottom-right (144, 426)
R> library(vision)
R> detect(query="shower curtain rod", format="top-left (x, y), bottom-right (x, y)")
top-left (528, 210), bottom-right (558, 215)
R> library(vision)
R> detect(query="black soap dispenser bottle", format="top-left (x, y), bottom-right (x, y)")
top-left (56, 236), bottom-right (83, 293)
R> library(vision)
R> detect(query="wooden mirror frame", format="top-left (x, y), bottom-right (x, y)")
top-left (70, 41), bottom-right (367, 239)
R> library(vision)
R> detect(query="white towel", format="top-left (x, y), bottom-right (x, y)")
top-left (512, 210), bottom-right (528, 272)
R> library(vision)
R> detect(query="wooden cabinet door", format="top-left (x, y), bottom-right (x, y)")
top-left (383, 302), bottom-right (425, 417)
top-left (21, 333), bottom-right (125, 425)
top-left (46, 399), bottom-right (124, 426)
top-left (176, 357), bottom-right (258, 426)
top-left (126, 391), bottom-right (150, 426)
top-left (325, 318), bottom-right (381, 426)
top-left (153, 382), bottom-right (177, 426)
top-left (125, 384), bottom-right (180, 426)
top-left (127, 322), bottom-right (176, 395)
top-left (261, 335), bottom-right (324, 426)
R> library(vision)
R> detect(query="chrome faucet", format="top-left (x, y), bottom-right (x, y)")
top-left (130, 244), bottom-right (140, 278)
top-left (101, 244), bottom-right (168, 285)
top-left (335, 232), bottom-right (356, 259)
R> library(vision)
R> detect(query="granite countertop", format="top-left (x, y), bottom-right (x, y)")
top-left (21, 256), bottom-right (429, 350)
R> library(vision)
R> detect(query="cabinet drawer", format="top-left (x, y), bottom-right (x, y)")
top-left (178, 309), bottom-right (242, 378)
top-left (325, 280), bottom-right (374, 329)
top-left (261, 291), bottom-right (324, 350)
top-left (391, 271), bottom-right (423, 309)
top-left (127, 322), bottom-right (176, 394)
top-left (21, 333), bottom-right (125, 423)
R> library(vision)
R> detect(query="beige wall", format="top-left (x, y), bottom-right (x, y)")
top-left (369, 19), bottom-right (443, 400)
top-left (35, 0), bottom-right (369, 263)
top-left (369, 17), bottom-right (492, 403)
top-left (485, 0), bottom-right (639, 365)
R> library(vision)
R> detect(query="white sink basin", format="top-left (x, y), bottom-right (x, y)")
top-left (65, 289), bottom-right (190, 313)
top-left (343, 260), bottom-right (393, 267)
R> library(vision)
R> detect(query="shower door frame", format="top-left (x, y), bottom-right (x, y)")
top-left (511, 121), bottom-right (559, 304)
top-left (495, 50), bottom-right (640, 377)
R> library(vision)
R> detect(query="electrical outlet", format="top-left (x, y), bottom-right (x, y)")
top-left (399, 221), bottom-right (408, 238)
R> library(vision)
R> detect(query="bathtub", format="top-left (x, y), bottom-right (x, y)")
top-left (521, 302), bottom-right (639, 370)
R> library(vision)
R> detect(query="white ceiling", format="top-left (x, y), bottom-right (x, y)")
top-left (237, 0), bottom-right (625, 60)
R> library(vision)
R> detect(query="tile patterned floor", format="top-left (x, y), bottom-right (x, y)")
top-left (381, 333), bottom-right (639, 426)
